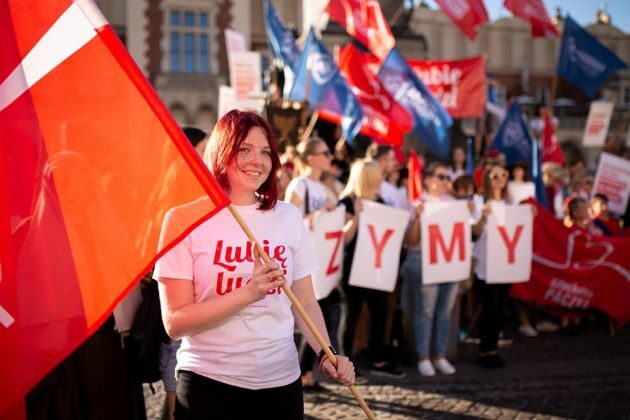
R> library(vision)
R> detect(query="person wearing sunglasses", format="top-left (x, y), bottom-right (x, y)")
top-left (285, 137), bottom-right (341, 392)
top-left (403, 162), bottom-right (462, 376)
top-left (471, 163), bottom-right (512, 368)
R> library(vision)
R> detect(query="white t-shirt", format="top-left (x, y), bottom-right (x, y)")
top-left (507, 181), bottom-right (535, 204)
top-left (154, 200), bottom-right (319, 390)
top-left (380, 181), bottom-right (406, 209)
top-left (284, 176), bottom-right (329, 216)
top-left (472, 199), bottom-right (506, 280)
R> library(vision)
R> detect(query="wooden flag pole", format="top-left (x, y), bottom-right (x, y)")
top-left (301, 110), bottom-right (320, 141)
top-left (227, 204), bottom-right (377, 420)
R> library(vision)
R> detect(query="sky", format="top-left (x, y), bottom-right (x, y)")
top-left (422, 0), bottom-right (630, 33)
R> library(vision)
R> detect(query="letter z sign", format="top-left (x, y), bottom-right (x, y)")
top-left (421, 201), bottom-right (471, 285)
top-left (309, 206), bottom-right (346, 300)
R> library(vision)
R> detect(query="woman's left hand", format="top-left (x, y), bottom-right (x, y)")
top-left (321, 355), bottom-right (355, 386)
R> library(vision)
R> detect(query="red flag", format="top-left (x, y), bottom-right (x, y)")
top-left (542, 111), bottom-right (565, 165)
top-left (408, 149), bottom-right (424, 203)
top-left (407, 56), bottom-right (487, 118)
top-left (512, 201), bottom-right (630, 325)
top-left (0, 0), bottom-right (229, 415)
top-left (335, 44), bottom-right (413, 146)
top-left (435, 0), bottom-right (489, 40)
top-left (325, 0), bottom-right (395, 60)
top-left (504, 0), bottom-right (559, 38)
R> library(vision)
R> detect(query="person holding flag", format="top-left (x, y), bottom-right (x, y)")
top-left (154, 110), bottom-right (355, 419)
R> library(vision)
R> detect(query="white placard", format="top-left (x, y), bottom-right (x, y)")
top-left (228, 51), bottom-right (262, 100)
top-left (583, 101), bottom-right (614, 147)
top-left (592, 152), bottom-right (630, 215)
top-left (309, 206), bottom-right (346, 300)
top-left (224, 29), bottom-right (247, 53)
top-left (217, 85), bottom-right (264, 119)
top-left (348, 201), bottom-right (409, 292)
top-left (485, 203), bottom-right (533, 284)
top-left (421, 201), bottom-right (471, 285)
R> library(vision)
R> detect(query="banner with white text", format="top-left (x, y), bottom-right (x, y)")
top-left (421, 201), bottom-right (471, 284)
top-left (512, 201), bottom-right (630, 325)
top-left (349, 201), bottom-right (408, 292)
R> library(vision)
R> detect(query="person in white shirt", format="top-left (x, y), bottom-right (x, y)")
top-left (403, 162), bottom-right (461, 377)
top-left (154, 111), bottom-right (354, 419)
top-left (448, 146), bottom-right (467, 181)
top-left (366, 143), bottom-right (406, 209)
top-left (284, 137), bottom-right (341, 391)
top-left (507, 161), bottom-right (536, 204)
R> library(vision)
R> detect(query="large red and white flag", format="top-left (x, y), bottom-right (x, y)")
top-left (503, 0), bottom-right (559, 38)
top-left (0, 0), bottom-right (229, 415)
top-left (335, 44), bottom-right (413, 146)
top-left (542, 110), bottom-right (565, 165)
top-left (435, 0), bottom-right (489, 40)
top-left (325, 0), bottom-right (395, 60)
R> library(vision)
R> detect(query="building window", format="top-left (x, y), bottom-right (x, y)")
top-left (624, 87), bottom-right (630, 105)
top-left (170, 32), bottom-right (180, 72)
top-left (169, 10), bottom-right (212, 74)
top-left (170, 11), bottom-right (179, 26)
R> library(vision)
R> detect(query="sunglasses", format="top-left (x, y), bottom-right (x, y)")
top-left (490, 172), bottom-right (508, 180)
top-left (434, 174), bottom-right (450, 181)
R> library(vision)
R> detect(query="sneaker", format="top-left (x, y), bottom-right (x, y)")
top-left (417, 360), bottom-right (435, 377)
top-left (370, 363), bottom-right (407, 379)
top-left (518, 324), bottom-right (539, 337)
top-left (536, 320), bottom-right (560, 332)
top-left (433, 358), bottom-right (456, 375)
top-left (353, 371), bottom-right (369, 385)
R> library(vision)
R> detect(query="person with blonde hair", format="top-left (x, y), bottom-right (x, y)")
top-left (339, 160), bottom-right (406, 379)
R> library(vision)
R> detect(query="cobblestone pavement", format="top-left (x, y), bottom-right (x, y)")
top-left (145, 329), bottom-right (630, 419)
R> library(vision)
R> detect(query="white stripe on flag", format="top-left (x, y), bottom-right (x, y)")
top-left (0, 305), bottom-right (15, 328)
top-left (0, 2), bottom-right (98, 112)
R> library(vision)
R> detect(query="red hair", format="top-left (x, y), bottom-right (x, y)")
top-left (205, 110), bottom-right (280, 210)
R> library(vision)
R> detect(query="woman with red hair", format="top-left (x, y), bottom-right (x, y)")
top-left (154, 110), bottom-right (354, 419)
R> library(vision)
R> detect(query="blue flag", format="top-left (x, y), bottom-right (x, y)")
top-left (288, 28), bottom-right (363, 141)
top-left (532, 137), bottom-right (548, 207)
top-left (377, 48), bottom-right (452, 159)
top-left (264, 0), bottom-right (300, 70)
top-left (557, 16), bottom-right (627, 98)
top-left (490, 99), bottom-right (532, 167)
top-left (466, 136), bottom-right (474, 175)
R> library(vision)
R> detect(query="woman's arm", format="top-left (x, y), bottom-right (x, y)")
top-left (404, 202), bottom-right (423, 247)
top-left (158, 246), bottom-right (285, 339)
top-left (341, 197), bottom-right (361, 245)
top-left (290, 276), bottom-right (354, 385)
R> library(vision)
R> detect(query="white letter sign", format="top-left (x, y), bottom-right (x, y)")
top-left (348, 201), bottom-right (408, 292)
top-left (309, 206), bottom-right (346, 300)
top-left (485, 203), bottom-right (533, 284)
top-left (228, 51), bottom-right (262, 100)
top-left (583, 101), bottom-right (614, 147)
top-left (421, 201), bottom-right (471, 285)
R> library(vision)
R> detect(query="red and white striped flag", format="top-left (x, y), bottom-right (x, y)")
top-left (0, 0), bottom-right (229, 415)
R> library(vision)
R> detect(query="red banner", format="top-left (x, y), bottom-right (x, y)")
top-left (407, 56), bottom-right (486, 118)
top-left (504, 0), bottom-right (559, 38)
top-left (0, 1), bottom-right (229, 415)
top-left (511, 201), bottom-right (630, 325)
top-left (435, 0), bottom-right (489, 40)
top-left (325, 0), bottom-right (395, 59)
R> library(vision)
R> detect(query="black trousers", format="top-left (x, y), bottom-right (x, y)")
top-left (175, 371), bottom-right (303, 420)
top-left (343, 285), bottom-right (389, 361)
top-left (299, 289), bottom-right (342, 375)
top-left (474, 276), bottom-right (511, 353)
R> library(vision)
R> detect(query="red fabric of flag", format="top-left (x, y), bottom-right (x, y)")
top-left (408, 149), bottom-right (423, 203)
top-left (542, 111), bottom-right (565, 165)
top-left (336, 44), bottom-right (413, 146)
top-left (0, 0), bottom-right (229, 415)
top-left (503, 0), bottom-right (559, 38)
top-left (325, 0), bottom-right (395, 60)
top-left (435, 0), bottom-right (489, 40)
